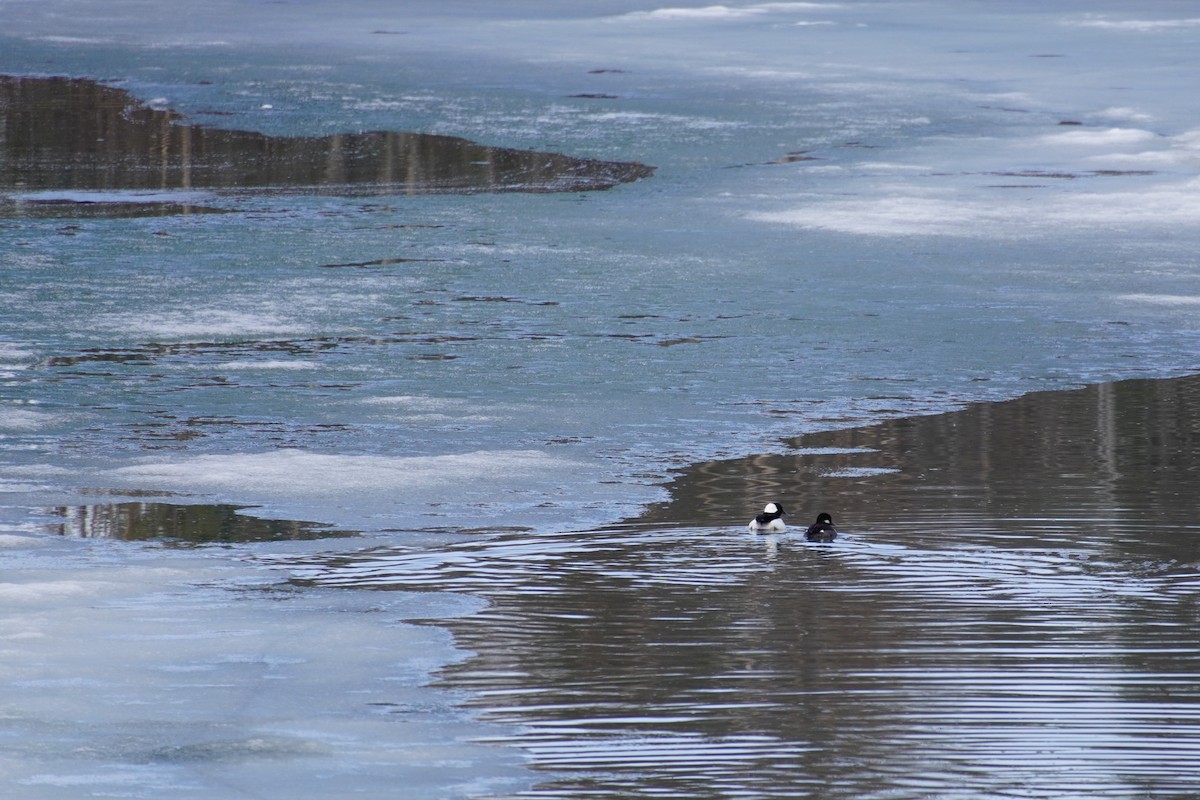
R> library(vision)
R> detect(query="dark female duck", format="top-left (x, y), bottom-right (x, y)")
top-left (804, 512), bottom-right (837, 542)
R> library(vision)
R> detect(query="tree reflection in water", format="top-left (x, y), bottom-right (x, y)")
top-left (294, 373), bottom-right (1200, 799)
top-left (48, 501), bottom-right (352, 544)
top-left (0, 74), bottom-right (654, 205)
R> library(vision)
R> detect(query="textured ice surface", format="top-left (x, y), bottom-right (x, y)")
top-left (0, 527), bottom-right (531, 799)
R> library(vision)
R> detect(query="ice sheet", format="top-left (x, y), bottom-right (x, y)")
top-left (0, 531), bottom-right (532, 799)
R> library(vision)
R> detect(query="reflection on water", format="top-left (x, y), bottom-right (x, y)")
top-left (0, 197), bottom-right (230, 217)
top-left (290, 373), bottom-right (1200, 798)
top-left (0, 75), bottom-right (653, 206)
top-left (49, 501), bottom-right (353, 543)
top-left (641, 373), bottom-right (1200, 563)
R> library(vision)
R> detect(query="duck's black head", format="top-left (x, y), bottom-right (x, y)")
top-left (815, 512), bottom-right (832, 525)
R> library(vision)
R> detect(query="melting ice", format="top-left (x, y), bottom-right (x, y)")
top-left (3, 0), bottom-right (1200, 797)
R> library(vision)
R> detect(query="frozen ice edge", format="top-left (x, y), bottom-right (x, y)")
top-left (95, 447), bottom-right (653, 535)
top-left (0, 528), bottom-right (537, 799)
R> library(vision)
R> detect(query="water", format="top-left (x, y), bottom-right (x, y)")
top-left (3, 1), bottom-right (1200, 797)
top-left (296, 376), bottom-right (1200, 798)
top-left (0, 75), bottom-right (651, 195)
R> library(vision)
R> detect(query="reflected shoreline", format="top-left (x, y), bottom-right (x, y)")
top-left (46, 501), bottom-right (355, 544)
top-left (291, 368), bottom-right (1200, 800)
top-left (53, 370), bottom-right (1200, 548)
top-left (0, 74), bottom-right (654, 215)
top-left (630, 370), bottom-right (1200, 559)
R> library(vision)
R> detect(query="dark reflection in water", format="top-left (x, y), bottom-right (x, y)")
top-left (49, 501), bottom-right (353, 543)
top-left (293, 374), bottom-right (1200, 799)
top-left (0, 197), bottom-right (230, 218)
top-left (641, 373), bottom-right (1200, 563)
top-left (0, 75), bottom-right (653, 204)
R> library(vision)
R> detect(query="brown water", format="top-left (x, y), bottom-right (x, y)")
top-left (292, 374), bottom-right (1200, 798)
top-left (46, 501), bottom-right (353, 543)
top-left (0, 75), bottom-right (653, 206)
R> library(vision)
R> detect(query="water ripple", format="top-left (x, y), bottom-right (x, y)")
top-left (289, 514), bottom-right (1200, 799)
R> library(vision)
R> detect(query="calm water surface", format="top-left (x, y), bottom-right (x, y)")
top-left (294, 375), bottom-right (1200, 798)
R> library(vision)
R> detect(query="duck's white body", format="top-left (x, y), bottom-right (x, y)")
top-left (748, 502), bottom-right (786, 532)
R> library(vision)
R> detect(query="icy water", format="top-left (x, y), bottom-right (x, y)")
top-left (3, 1), bottom-right (1200, 797)
top-left (297, 374), bottom-right (1200, 798)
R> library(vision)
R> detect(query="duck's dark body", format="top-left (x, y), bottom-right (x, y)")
top-left (805, 512), bottom-right (837, 542)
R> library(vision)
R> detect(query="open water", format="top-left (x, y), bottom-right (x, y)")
top-left (2, 1), bottom-right (1200, 797)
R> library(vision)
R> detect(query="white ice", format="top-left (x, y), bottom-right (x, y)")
top-left (105, 449), bottom-right (617, 531)
top-left (0, 531), bottom-right (532, 799)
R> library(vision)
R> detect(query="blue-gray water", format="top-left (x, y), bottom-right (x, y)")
top-left (294, 375), bottom-right (1200, 799)
top-left (3, 2), bottom-right (1200, 797)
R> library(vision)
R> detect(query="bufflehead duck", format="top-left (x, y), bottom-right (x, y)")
top-left (805, 512), bottom-right (837, 542)
top-left (748, 502), bottom-right (787, 532)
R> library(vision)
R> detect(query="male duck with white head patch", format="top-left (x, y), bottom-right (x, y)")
top-left (748, 502), bottom-right (787, 532)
